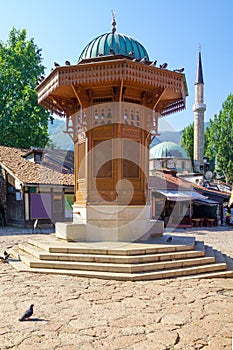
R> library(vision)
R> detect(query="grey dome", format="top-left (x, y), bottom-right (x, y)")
top-left (150, 142), bottom-right (188, 159)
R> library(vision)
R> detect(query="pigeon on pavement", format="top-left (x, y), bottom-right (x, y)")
top-left (19, 304), bottom-right (34, 321)
top-left (167, 236), bottom-right (173, 243)
top-left (4, 251), bottom-right (10, 259)
top-left (0, 250), bottom-right (10, 262)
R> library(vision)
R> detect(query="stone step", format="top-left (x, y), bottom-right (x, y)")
top-left (180, 247), bottom-right (233, 279)
top-left (9, 257), bottom-right (228, 281)
top-left (8, 235), bottom-right (232, 281)
top-left (180, 269), bottom-right (233, 279)
top-left (214, 248), bottom-right (227, 264)
top-left (26, 234), bottom-right (195, 256)
top-left (17, 241), bottom-right (205, 264)
top-left (16, 246), bottom-right (216, 273)
top-left (204, 244), bottom-right (215, 258)
top-left (224, 254), bottom-right (233, 271)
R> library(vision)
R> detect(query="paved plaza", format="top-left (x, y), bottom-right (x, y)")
top-left (0, 226), bottom-right (233, 349)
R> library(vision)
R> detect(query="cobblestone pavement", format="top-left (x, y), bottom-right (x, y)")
top-left (0, 226), bottom-right (233, 350)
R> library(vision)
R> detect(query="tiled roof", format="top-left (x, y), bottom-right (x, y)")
top-left (149, 171), bottom-right (192, 190)
top-left (0, 146), bottom-right (74, 186)
top-left (191, 181), bottom-right (230, 198)
top-left (149, 171), bottom-right (230, 200)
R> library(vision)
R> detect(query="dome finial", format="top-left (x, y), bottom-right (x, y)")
top-left (111, 10), bottom-right (116, 33)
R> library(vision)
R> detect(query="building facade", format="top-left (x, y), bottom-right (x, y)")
top-left (0, 147), bottom-right (74, 228)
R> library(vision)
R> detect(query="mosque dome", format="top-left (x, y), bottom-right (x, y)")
top-left (78, 16), bottom-right (149, 62)
top-left (150, 141), bottom-right (188, 159)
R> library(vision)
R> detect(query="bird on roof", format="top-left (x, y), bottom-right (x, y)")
top-left (19, 304), bottom-right (34, 322)
top-left (36, 75), bottom-right (45, 85)
top-left (150, 60), bottom-right (157, 67)
top-left (54, 62), bottom-right (60, 67)
top-left (132, 58), bottom-right (140, 62)
top-left (160, 63), bottom-right (168, 69)
top-left (109, 48), bottom-right (115, 55)
top-left (139, 56), bottom-right (147, 63)
top-left (37, 75), bottom-right (45, 83)
top-left (173, 68), bottom-right (184, 73)
top-left (128, 51), bottom-right (134, 57)
top-left (65, 60), bottom-right (71, 65)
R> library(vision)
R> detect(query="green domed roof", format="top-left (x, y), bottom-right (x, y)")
top-left (150, 142), bottom-right (188, 159)
top-left (78, 32), bottom-right (149, 62)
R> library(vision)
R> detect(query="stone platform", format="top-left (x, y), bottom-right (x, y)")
top-left (9, 233), bottom-right (233, 280)
top-left (2, 226), bottom-right (233, 349)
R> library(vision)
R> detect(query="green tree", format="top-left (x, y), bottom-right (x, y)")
top-left (180, 122), bottom-right (194, 164)
top-left (0, 28), bottom-right (53, 148)
top-left (205, 93), bottom-right (233, 184)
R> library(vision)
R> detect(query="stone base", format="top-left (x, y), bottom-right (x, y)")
top-left (56, 204), bottom-right (164, 242)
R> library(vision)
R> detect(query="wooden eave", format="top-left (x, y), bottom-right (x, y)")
top-left (36, 58), bottom-right (188, 117)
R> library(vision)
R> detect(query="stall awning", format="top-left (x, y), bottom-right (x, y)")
top-left (193, 198), bottom-right (220, 205)
top-left (155, 190), bottom-right (206, 202)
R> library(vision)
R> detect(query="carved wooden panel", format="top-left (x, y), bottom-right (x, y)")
top-left (37, 59), bottom-right (187, 117)
top-left (77, 142), bottom-right (86, 179)
top-left (121, 127), bottom-right (141, 139)
top-left (91, 126), bottom-right (114, 139)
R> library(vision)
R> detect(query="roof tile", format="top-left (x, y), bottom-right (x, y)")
top-left (0, 146), bottom-right (74, 186)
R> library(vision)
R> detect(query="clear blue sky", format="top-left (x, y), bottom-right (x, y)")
top-left (1, 0), bottom-right (233, 131)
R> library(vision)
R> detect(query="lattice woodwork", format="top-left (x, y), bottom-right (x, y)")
top-left (37, 58), bottom-right (187, 117)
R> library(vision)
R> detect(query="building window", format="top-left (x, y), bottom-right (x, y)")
top-left (93, 140), bottom-right (112, 178)
top-left (123, 140), bottom-right (139, 178)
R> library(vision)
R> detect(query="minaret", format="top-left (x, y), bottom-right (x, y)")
top-left (193, 48), bottom-right (206, 172)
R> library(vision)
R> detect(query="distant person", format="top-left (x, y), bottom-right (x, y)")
top-left (226, 208), bottom-right (231, 225)
top-left (230, 206), bottom-right (233, 226)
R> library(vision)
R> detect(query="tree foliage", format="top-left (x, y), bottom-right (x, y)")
top-left (205, 93), bottom-right (233, 183)
top-left (180, 122), bottom-right (194, 164)
top-left (0, 28), bottom-right (53, 148)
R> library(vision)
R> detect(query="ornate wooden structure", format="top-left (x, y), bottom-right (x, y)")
top-left (37, 20), bottom-right (188, 241)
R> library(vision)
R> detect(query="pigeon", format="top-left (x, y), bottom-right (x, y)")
top-left (150, 60), bottom-right (157, 67)
top-left (0, 250), bottom-right (10, 263)
top-left (128, 50), bottom-right (134, 57)
top-left (167, 236), bottom-right (172, 243)
top-left (65, 60), bottom-right (71, 65)
top-left (19, 304), bottom-right (34, 321)
top-left (160, 63), bottom-right (168, 69)
top-left (4, 250), bottom-right (10, 260)
top-left (54, 62), bottom-right (60, 67)
top-left (173, 68), bottom-right (184, 73)
top-left (109, 48), bottom-right (115, 55)
top-left (139, 56), bottom-right (147, 63)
